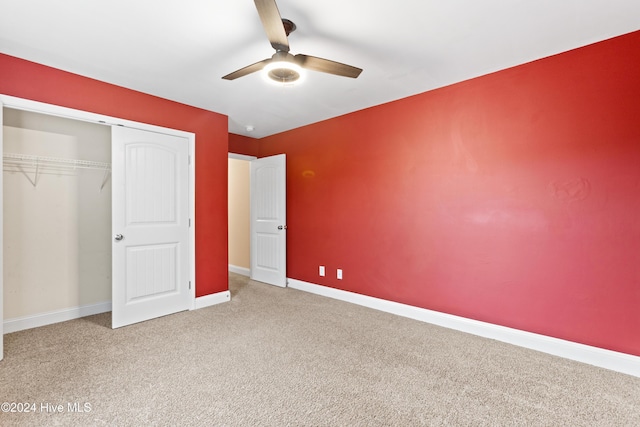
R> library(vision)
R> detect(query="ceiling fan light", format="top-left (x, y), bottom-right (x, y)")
top-left (263, 61), bottom-right (305, 85)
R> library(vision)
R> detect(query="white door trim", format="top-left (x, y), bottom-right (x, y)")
top-left (228, 153), bottom-right (257, 161)
top-left (228, 153), bottom-right (257, 278)
top-left (0, 100), bottom-right (4, 360)
top-left (0, 96), bottom-right (197, 336)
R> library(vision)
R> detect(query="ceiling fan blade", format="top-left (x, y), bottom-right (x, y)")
top-left (254, 0), bottom-right (289, 52)
top-left (295, 54), bottom-right (363, 78)
top-left (222, 58), bottom-right (272, 80)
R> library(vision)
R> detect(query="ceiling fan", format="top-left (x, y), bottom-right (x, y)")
top-left (222, 0), bottom-right (363, 83)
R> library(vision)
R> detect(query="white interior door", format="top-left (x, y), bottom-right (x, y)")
top-left (250, 154), bottom-right (286, 287)
top-left (112, 126), bottom-right (190, 328)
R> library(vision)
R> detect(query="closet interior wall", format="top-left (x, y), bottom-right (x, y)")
top-left (3, 108), bottom-right (111, 321)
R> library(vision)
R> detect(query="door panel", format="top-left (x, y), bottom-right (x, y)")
top-left (126, 144), bottom-right (178, 224)
top-left (112, 126), bottom-right (190, 328)
top-left (126, 244), bottom-right (178, 299)
top-left (250, 154), bottom-right (286, 287)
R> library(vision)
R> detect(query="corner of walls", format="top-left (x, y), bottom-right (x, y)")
top-left (229, 133), bottom-right (260, 157)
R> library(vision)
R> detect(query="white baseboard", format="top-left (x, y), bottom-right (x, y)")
top-left (4, 290), bottom-right (232, 333)
top-left (3, 301), bottom-right (112, 334)
top-left (195, 290), bottom-right (231, 310)
top-left (287, 278), bottom-right (640, 378)
top-left (229, 265), bottom-right (250, 277)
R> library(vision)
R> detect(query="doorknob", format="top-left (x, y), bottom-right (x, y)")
top-left (278, 225), bottom-right (287, 230)
top-left (114, 234), bottom-right (124, 241)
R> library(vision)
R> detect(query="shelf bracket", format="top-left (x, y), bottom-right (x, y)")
top-left (16, 162), bottom-right (39, 187)
top-left (100, 167), bottom-right (111, 192)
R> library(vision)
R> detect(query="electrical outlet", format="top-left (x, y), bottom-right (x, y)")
top-left (319, 266), bottom-right (325, 276)
top-left (337, 269), bottom-right (343, 280)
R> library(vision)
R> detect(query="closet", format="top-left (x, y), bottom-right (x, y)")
top-left (2, 108), bottom-right (112, 328)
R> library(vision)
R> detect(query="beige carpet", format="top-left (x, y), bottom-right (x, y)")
top-left (1, 273), bottom-right (639, 426)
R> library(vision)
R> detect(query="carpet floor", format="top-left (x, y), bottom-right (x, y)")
top-left (1, 273), bottom-right (639, 426)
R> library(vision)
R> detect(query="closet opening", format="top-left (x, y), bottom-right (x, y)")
top-left (3, 107), bottom-right (112, 330)
top-left (1, 94), bottom-right (196, 359)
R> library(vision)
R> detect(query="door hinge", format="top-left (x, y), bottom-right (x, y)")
top-left (188, 155), bottom-right (191, 165)
top-left (189, 281), bottom-right (192, 290)
top-left (189, 218), bottom-right (191, 227)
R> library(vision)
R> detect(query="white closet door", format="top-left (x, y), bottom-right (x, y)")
top-left (250, 154), bottom-right (287, 287)
top-left (111, 126), bottom-right (190, 328)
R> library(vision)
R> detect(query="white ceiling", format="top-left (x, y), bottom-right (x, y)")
top-left (1, 1), bottom-right (639, 138)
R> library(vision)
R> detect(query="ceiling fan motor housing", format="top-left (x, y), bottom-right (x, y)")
top-left (267, 51), bottom-right (301, 83)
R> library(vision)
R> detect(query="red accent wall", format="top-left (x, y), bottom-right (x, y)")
top-left (229, 133), bottom-right (259, 157)
top-left (0, 54), bottom-right (229, 297)
top-left (259, 31), bottom-right (640, 356)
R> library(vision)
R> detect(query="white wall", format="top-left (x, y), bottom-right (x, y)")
top-left (3, 109), bottom-right (111, 319)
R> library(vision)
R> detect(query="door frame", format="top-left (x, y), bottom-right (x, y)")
top-left (228, 153), bottom-right (257, 277)
top-left (0, 95), bottom-right (197, 352)
top-left (227, 153), bottom-right (288, 286)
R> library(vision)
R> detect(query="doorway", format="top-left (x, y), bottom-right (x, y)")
top-left (228, 153), bottom-right (287, 287)
top-left (228, 153), bottom-right (254, 277)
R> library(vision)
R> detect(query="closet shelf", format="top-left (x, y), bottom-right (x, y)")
top-left (3, 152), bottom-right (111, 190)
top-left (3, 152), bottom-right (111, 170)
